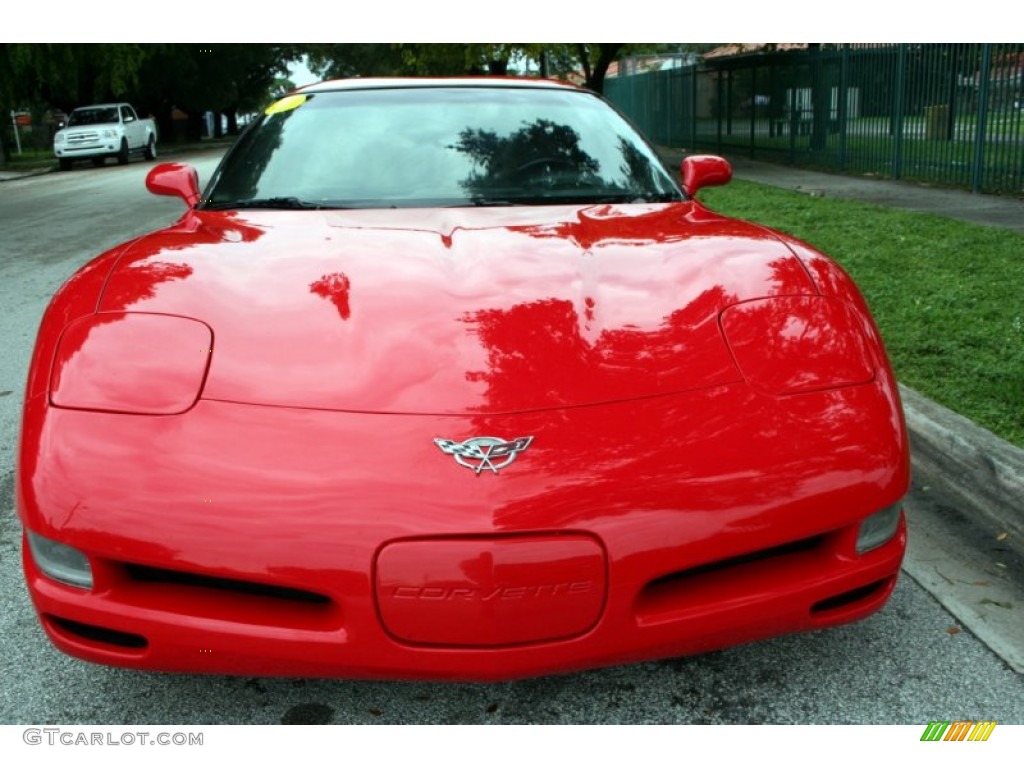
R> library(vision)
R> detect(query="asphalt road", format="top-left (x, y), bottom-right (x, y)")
top-left (0, 151), bottom-right (1021, 724)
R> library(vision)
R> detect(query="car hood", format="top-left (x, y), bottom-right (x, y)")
top-left (97, 202), bottom-right (817, 415)
top-left (59, 122), bottom-right (118, 134)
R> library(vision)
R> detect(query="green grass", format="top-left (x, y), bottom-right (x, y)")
top-left (1, 147), bottom-right (56, 171)
top-left (693, 124), bottom-right (1024, 193)
top-left (699, 180), bottom-right (1024, 449)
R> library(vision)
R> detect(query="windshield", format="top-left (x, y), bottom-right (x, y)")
top-left (68, 107), bottom-right (119, 126)
top-left (202, 86), bottom-right (683, 209)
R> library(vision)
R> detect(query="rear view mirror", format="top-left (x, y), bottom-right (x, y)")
top-left (680, 155), bottom-right (733, 197)
top-left (146, 163), bottom-right (200, 208)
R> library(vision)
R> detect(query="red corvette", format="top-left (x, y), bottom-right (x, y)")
top-left (17, 78), bottom-right (908, 680)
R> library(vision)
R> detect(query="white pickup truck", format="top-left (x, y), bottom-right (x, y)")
top-left (53, 103), bottom-right (158, 170)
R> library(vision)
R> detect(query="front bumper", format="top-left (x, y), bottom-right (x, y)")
top-left (54, 143), bottom-right (119, 159)
top-left (18, 383), bottom-right (909, 681)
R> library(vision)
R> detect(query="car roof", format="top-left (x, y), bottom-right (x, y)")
top-left (298, 77), bottom-right (579, 94)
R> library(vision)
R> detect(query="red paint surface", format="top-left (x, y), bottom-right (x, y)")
top-left (17, 150), bottom-right (909, 680)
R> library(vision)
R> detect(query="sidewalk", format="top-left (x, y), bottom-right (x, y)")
top-left (0, 166), bottom-right (49, 182)
top-left (661, 148), bottom-right (1024, 553)
top-left (659, 149), bottom-right (1024, 233)
top-left (727, 154), bottom-right (1024, 234)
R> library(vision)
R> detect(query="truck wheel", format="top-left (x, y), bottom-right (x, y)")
top-left (117, 139), bottom-right (129, 165)
top-left (58, 158), bottom-right (72, 171)
top-left (144, 136), bottom-right (157, 161)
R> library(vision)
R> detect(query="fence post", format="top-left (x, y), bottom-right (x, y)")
top-left (838, 45), bottom-right (849, 172)
top-left (750, 64), bottom-right (757, 156)
top-left (666, 71), bottom-right (672, 147)
top-left (726, 69), bottom-right (733, 136)
top-left (892, 44), bottom-right (906, 180)
top-left (788, 60), bottom-right (797, 163)
top-left (810, 44), bottom-right (829, 153)
top-left (691, 66), bottom-right (698, 152)
top-left (716, 69), bottom-right (724, 154)
top-left (971, 44), bottom-right (992, 194)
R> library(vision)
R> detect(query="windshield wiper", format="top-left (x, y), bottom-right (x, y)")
top-left (461, 192), bottom-right (684, 208)
top-left (202, 197), bottom-right (328, 211)
top-left (644, 193), bottom-right (685, 203)
top-left (464, 199), bottom-right (519, 207)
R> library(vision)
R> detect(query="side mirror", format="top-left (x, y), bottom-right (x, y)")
top-left (680, 155), bottom-right (732, 197)
top-left (146, 163), bottom-right (200, 208)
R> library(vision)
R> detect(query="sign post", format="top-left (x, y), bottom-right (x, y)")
top-left (9, 110), bottom-right (23, 154)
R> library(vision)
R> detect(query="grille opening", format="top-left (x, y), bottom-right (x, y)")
top-left (124, 564), bottom-right (330, 605)
top-left (811, 579), bottom-right (889, 614)
top-left (636, 534), bottom-right (831, 626)
top-left (47, 616), bottom-right (148, 649)
top-left (646, 534), bottom-right (827, 590)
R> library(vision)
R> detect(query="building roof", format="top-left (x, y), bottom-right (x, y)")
top-left (703, 44), bottom-right (810, 59)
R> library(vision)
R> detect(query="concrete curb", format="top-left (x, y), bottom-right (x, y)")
top-left (0, 167), bottom-right (51, 182)
top-left (900, 384), bottom-right (1024, 550)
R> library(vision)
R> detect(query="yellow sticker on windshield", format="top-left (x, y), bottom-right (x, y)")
top-left (264, 94), bottom-right (307, 116)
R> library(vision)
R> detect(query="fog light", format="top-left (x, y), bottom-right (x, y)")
top-left (856, 503), bottom-right (902, 554)
top-left (26, 532), bottom-right (93, 589)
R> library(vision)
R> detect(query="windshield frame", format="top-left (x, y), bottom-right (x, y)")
top-left (200, 83), bottom-right (685, 211)
top-left (68, 107), bottom-right (120, 127)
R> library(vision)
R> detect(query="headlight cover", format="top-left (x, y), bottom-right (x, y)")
top-left (857, 502), bottom-right (903, 554)
top-left (720, 296), bottom-right (875, 395)
top-left (26, 531), bottom-right (93, 589)
top-left (49, 312), bottom-right (212, 415)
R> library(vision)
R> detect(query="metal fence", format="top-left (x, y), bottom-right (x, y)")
top-left (606, 44), bottom-right (1024, 194)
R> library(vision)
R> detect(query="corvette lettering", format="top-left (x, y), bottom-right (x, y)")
top-left (433, 436), bottom-right (534, 474)
top-left (392, 582), bottom-right (593, 601)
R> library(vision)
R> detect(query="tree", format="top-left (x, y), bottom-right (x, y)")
top-left (0, 43), bottom-right (298, 152)
top-left (0, 45), bottom-right (13, 162)
top-left (574, 44), bottom-right (624, 94)
top-left (455, 118), bottom-right (601, 198)
top-left (131, 44), bottom-right (298, 140)
top-left (306, 44), bottom-right (409, 79)
top-left (0, 42), bottom-right (667, 162)
top-left (304, 43), bottom-right (633, 93)
top-left (306, 44), bottom-right (520, 80)
top-left (1, 43), bottom-right (154, 160)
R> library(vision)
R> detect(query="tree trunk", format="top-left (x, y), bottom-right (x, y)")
top-left (586, 44), bottom-right (623, 95)
top-left (577, 45), bottom-right (592, 88)
top-left (152, 101), bottom-right (174, 146)
top-left (185, 112), bottom-right (204, 142)
top-left (226, 109), bottom-right (238, 135)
